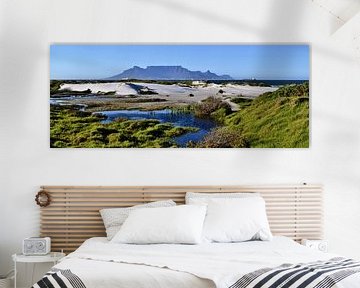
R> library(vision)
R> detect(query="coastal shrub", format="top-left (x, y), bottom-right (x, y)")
top-left (244, 81), bottom-right (271, 87)
top-left (258, 82), bottom-right (309, 101)
top-left (194, 96), bottom-right (231, 118)
top-left (189, 93), bottom-right (194, 97)
top-left (218, 89), bottom-right (224, 94)
top-left (50, 80), bottom-right (63, 95)
top-left (210, 107), bottom-right (228, 124)
top-left (231, 97), bottom-right (252, 104)
top-left (197, 127), bottom-right (249, 148)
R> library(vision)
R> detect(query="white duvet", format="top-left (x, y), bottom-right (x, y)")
top-left (54, 237), bottom-right (360, 288)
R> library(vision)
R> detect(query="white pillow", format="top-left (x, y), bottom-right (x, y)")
top-left (202, 197), bottom-right (272, 243)
top-left (111, 205), bottom-right (207, 244)
top-left (186, 192), bottom-right (259, 204)
top-left (100, 200), bottom-right (176, 240)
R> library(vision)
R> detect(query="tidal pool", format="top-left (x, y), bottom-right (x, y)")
top-left (96, 109), bottom-right (217, 147)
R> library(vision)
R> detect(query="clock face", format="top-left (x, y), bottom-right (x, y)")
top-left (26, 242), bottom-right (33, 249)
top-left (36, 241), bottom-right (45, 250)
top-left (23, 238), bottom-right (50, 255)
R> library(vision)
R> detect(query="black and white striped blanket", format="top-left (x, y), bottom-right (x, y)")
top-left (32, 258), bottom-right (360, 288)
top-left (230, 257), bottom-right (360, 288)
top-left (32, 268), bottom-right (86, 288)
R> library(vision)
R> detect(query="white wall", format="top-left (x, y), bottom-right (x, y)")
top-left (1, 0), bottom-right (360, 285)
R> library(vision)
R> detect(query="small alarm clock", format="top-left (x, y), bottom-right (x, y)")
top-left (301, 239), bottom-right (328, 252)
top-left (23, 237), bottom-right (51, 255)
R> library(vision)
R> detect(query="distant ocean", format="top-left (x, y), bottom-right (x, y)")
top-left (211, 79), bottom-right (308, 87)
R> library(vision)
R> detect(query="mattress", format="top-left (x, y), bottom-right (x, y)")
top-left (35, 237), bottom-right (360, 288)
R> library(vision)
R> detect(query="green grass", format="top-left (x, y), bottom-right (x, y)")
top-left (225, 82), bottom-right (309, 148)
top-left (83, 100), bottom-right (179, 113)
top-left (230, 97), bottom-right (253, 108)
top-left (50, 106), bottom-right (197, 148)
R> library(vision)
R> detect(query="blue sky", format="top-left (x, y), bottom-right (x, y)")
top-left (50, 44), bottom-right (309, 80)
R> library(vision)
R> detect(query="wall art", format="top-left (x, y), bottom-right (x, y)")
top-left (50, 44), bottom-right (309, 148)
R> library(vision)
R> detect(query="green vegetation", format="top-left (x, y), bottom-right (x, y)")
top-left (50, 106), bottom-right (197, 148)
top-left (50, 80), bottom-right (63, 95)
top-left (50, 82), bottom-right (309, 148)
top-left (195, 126), bottom-right (249, 148)
top-left (194, 96), bottom-right (232, 119)
top-left (244, 81), bottom-right (271, 87)
top-left (82, 99), bottom-right (175, 113)
top-left (230, 97), bottom-right (253, 108)
top-left (225, 82), bottom-right (309, 148)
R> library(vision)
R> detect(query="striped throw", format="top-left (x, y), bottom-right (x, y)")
top-left (32, 268), bottom-right (86, 288)
top-left (229, 258), bottom-right (360, 288)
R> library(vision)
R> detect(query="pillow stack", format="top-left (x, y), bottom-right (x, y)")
top-left (104, 192), bottom-right (272, 245)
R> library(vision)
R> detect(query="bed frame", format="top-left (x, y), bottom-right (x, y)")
top-left (39, 184), bottom-right (323, 253)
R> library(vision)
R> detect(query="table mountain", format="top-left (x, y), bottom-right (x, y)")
top-left (106, 66), bottom-right (233, 80)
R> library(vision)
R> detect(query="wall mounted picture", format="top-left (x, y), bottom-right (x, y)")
top-left (50, 44), bottom-right (310, 148)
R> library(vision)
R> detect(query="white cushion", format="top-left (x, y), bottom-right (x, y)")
top-left (100, 200), bottom-right (176, 240)
top-left (202, 197), bottom-right (272, 243)
top-left (186, 192), bottom-right (259, 204)
top-left (111, 205), bottom-right (207, 244)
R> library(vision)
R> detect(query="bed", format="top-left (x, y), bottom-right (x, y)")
top-left (33, 185), bottom-right (360, 288)
top-left (33, 236), bottom-right (360, 288)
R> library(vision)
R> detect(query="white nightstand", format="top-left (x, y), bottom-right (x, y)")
top-left (301, 239), bottom-right (328, 252)
top-left (12, 252), bottom-right (65, 288)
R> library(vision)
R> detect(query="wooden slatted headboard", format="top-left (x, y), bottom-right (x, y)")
top-left (39, 184), bottom-right (323, 253)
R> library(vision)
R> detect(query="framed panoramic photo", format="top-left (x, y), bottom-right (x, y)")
top-left (50, 44), bottom-right (309, 148)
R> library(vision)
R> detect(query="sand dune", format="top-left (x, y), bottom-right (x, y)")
top-left (60, 82), bottom-right (277, 99)
top-left (60, 82), bottom-right (139, 95)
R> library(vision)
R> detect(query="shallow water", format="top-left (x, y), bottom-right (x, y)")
top-left (96, 109), bottom-right (217, 147)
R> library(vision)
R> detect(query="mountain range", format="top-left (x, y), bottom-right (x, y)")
top-left (106, 65), bottom-right (233, 80)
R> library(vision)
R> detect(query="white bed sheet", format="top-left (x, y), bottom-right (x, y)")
top-left (54, 236), bottom-right (360, 288)
top-left (56, 258), bottom-right (214, 288)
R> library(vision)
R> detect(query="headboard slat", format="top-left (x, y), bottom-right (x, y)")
top-left (40, 184), bottom-right (323, 253)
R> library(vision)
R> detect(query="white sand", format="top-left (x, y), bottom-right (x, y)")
top-left (60, 83), bottom-right (138, 95)
top-left (61, 82), bottom-right (277, 99)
